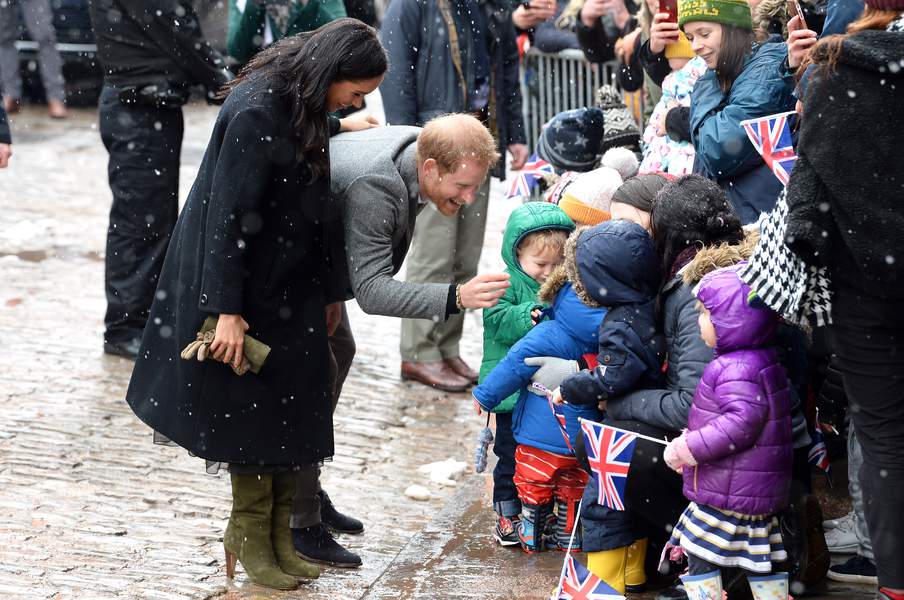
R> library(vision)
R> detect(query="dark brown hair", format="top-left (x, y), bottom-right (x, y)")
top-left (217, 18), bottom-right (387, 177)
top-left (651, 175), bottom-right (743, 279)
top-left (715, 25), bottom-right (757, 92)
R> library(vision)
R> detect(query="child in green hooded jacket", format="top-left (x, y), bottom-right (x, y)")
top-left (478, 202), bottom-right (574, 545)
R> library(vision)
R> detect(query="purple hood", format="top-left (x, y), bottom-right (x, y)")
top-left (683, 267), bottom-right (792, 516)
top-left (695, 265), bottom-right (777, 355)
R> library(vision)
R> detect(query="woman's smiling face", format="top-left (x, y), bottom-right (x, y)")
top-left (684, 21), bottom-right (724, 68)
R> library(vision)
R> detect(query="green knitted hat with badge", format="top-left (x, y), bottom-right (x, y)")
top-left (678, 0), bottom-right (753, 31)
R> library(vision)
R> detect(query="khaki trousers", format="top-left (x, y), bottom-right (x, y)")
top-left (399, 179), bottom-right (490, 362)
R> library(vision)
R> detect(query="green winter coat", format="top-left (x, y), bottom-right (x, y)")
top-left (479, 203), bottom-right (574, 412)
top-left (227, 0), bottom-right (347, 62)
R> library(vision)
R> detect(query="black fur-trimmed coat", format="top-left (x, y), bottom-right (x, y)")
top-left (786, 29), bottom-right (904, 298)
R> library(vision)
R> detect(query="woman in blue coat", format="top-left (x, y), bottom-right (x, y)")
top-left (665, 0), bottom-right (797, 223)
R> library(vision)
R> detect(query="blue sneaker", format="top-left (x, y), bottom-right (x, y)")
top-left (827, 555), bottom-right (878, 584)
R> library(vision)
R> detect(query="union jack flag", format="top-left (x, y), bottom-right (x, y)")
top-left (581, 420), bottom-right (637, 511)
top-left (507, 154), bottom-right (555, 199)
top-left (808, 423), bottom-right (833, 487)
top-left (548, 394), bottom-right (573, 452)
top-left (740, 111), bottom-right (798, 186)
top-left (530, 383), bottom-right (573, 452)
top-left (555, 555), bottom-right (625, 600)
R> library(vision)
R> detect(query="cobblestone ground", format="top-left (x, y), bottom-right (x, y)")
top-left (0, 103), bottom-right (873, 600)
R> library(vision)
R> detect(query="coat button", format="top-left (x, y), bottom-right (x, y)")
top-left (604, 354), bottom-right (611, 362)
top-left (200, 293), bottom-right (208, 304)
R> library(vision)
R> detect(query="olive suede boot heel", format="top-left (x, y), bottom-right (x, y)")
top-left (224, 473), bottom-right (299, 590)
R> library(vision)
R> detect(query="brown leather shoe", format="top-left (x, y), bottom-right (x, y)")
top-left (401, 360), bottom-right (471, 393)
top-left (3, 96), bottom-right (20, 114)
top-left (444, 356), bottom-right (478, 384)
top-left (47, 99), bottom-right (68, 119)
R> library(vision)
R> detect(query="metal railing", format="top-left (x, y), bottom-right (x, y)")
top-left (519, 48), bottom-right (645, 153)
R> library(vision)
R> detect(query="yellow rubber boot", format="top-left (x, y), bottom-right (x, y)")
top-left (586, 546), bottom-right (627, 594)
top-left (625, 537), bottom-right (648, 590)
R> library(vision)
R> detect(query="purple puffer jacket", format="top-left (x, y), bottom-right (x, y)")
top-left (683, 266), bottom-right (793, 516)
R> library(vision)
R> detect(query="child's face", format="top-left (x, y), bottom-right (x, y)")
top-left (698, 306), bottom-right (718, 348)
top-left (518, 244), bottom-right (563, 284)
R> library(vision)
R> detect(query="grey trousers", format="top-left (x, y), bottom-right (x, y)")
top-left (399, 179), bottom-right (490, 362)
top-left (847, 424), bottom-right (874, 560)
top-left (0, 0), bottom-right (65, 101)
top-left (290, 303), bottom-right (356, 528)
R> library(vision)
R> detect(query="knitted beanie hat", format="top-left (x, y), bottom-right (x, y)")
top-left (665, 31), bottom-right (695, 59)
top-left (866, 0), bottom-right (904, 10)
top-left (611, 173), bottom-right (670, 213)
top-left (537, 107), bottom-right (606, 173)
top-left (596, 86), bottom-right (641, 152)
top-left (678, 0), bottom-right (753, 31)
top-left (558, 167), bottom-right (625, 225)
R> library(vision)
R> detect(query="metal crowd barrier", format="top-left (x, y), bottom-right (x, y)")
top-left (519, 48), bottom-right (644, 153)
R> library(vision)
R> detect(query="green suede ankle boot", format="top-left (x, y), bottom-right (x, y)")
top-left (224, 473), bottom-right (299, 590)
top-left (272, 472), bottom-right (320, 579)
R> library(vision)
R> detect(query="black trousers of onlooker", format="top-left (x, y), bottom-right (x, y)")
top-left (492, 411), bottom-right (520, 518)
top-left (291, 305), bottom-right (357, 528)
top-left (99, 86), bottom-right (184, 345)
top-left (831, 283), bottom-right (904, 588)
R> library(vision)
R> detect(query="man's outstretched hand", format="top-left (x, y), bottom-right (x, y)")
top-left (459, 273), bottom-right (510, 309)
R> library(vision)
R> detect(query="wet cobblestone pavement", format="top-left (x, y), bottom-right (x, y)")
top-left (0, 104), bottom-right (874, 599)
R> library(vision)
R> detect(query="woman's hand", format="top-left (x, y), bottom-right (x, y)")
top-left (0, 143), bottom-right (11, 168)
top-left (210, 314), bottom-right (250, 370)
top-left (649, 12), bottom-right (680, 54)
top-left (786, 15), bottom-right (818, 70)
top-left (508, 143), bottom-right (529, 171)
top-left (339, 113), bottom-right (380, 132)
top-left (325, 302), bottom-right (342, 336)
top-left (617, 28), bottom-right (641, 64)
top-left (512, 0), bottom-right (556, 29)
top-left (580, 0), bottom-right (630, 28)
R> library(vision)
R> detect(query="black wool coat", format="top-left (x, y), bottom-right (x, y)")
top-left (126, 75), bottom-right (337, 466)
top-left (786, 29), bottom-right (904, 298)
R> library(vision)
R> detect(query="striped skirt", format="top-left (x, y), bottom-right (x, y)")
top-left (667, 502), bottom-right (787, 573)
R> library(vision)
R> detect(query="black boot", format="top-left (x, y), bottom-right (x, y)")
top-left (319, 489), bottom-right (364, 534)
top-left (292, 523), bottom-right (362, 568)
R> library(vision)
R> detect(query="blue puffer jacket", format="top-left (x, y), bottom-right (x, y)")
top-left (690, 42), bottom-right (796, 224)
top-left (474, 282), bottom-right (606, 455)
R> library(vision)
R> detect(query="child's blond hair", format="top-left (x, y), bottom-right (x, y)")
top-left (517, 228), bottom-right (570, 257)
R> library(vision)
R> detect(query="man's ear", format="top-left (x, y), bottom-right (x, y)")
top-left (421, 157), bottom-right (438, 178)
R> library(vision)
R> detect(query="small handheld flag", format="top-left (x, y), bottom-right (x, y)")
top-left (507, 154), bottom-right (554, 199)
top-left (740, 111), bottom-right (798, 186)
top-left (532, 383), bottom-right (573, 451)
top-left (554, 555), bottom-right (625, 600)
top-left (808, 423), bottom-right (833, 487)
top-left (580, 419), bottom-right (637, 511)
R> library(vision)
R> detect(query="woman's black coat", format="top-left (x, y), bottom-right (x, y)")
top-left (126, 75), bottom-right (336, 466)
top-left (787, 28), bottom-right (904, 299)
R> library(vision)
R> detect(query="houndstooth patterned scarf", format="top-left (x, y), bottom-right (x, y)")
top-left (738, 190), bottom-right (833, 328)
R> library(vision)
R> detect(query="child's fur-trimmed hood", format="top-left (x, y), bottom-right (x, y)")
top-left (682, 229), bottom-right (759, 286)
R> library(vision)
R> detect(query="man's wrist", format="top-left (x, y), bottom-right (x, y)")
top-left (445, 284), bottom-right (460, 317)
